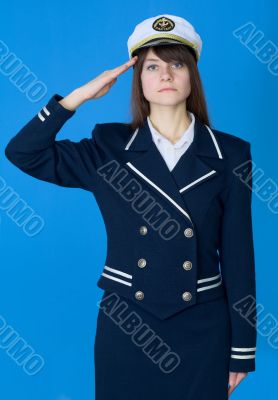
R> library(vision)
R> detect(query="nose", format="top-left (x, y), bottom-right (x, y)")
top-left (160, 67), bottom-right (173, 81)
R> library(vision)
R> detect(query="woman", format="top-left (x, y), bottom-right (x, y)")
top-left (5, 14), bottom-right (257, 400)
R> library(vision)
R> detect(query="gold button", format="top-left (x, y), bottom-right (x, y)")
top-left (138, 258), bottom-right (147, 268)
top-left (182, 291), bottom-right (192, 301)
top-left (139, 226), bottom-right (148, 235)
top-left (183, 261), bottom-right (192, 271)
top-left (135, 291), bottom-right (144, 300)
top-left (184, 228), bottom-right (193, 238)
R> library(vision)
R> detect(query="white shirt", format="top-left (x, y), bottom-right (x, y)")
top-left (147, 112), bottom-right (195, 171)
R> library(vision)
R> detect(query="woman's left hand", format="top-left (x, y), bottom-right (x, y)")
top-left (228, 372), bottom-right (248, 397)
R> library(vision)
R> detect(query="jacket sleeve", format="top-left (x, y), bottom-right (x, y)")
top-left (4, 94), bottom-right (103, 192)
top-left (219, 141), bottom-right (257, 373)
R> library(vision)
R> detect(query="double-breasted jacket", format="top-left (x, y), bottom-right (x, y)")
top-left (5, 94), bottom-right (257, 372)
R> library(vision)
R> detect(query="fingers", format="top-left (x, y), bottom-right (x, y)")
top-left (108, 78), bottom-right (117, 87)
top-left (228, 372), bottom-right (237, 397)
top-left (228, 372), bottom-right (248, 398)
top-left (97, 56), bottom-right (138, 89)
top-left (236, 372), bottom-right (248, 386)
top-left (111, 55), bottom-right (138, 77)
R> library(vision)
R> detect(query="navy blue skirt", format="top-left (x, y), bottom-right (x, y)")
top-left (94, 290), bottom-right (231, 400)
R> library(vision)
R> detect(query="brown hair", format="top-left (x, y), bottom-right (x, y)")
top-left (125, 44), bottom-right (211, 131)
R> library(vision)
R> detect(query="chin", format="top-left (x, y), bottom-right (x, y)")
top-left (148, 95), bottom-right (186, 105)
top-left (151, 99), bottom-right (184, 107)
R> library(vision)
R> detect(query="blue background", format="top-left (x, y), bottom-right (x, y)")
top-left (1, 1), bottom-right (277, 399)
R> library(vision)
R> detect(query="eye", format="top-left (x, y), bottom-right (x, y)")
top-left (172, 62), bottom-right (183, 68)
top-left (146, 64), bottom-right (157, 71)
top-left (146, 62), bottom-right (184, 71)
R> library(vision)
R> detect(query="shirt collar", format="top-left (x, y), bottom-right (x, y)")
top-left (147, 112), bottom-right (195, 149)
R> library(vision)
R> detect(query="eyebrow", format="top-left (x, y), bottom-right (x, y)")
top-left (144, 58), bottom-right (160, 62)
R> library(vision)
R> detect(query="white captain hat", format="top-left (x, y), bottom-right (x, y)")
top-left (127, 14), bottom-right (202, 62)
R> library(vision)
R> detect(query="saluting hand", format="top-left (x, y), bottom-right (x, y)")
top-left (58, 56), bottom-right (138, 111)
top-left (80, 55), bottom-right (138, 100)
top-left (228, 372), bottom-right (248, 398)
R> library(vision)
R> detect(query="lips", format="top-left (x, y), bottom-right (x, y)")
top-left (159, 88), bottom-right (177, 92)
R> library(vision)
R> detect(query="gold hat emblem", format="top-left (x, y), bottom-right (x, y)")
top-left (152, 17), bottom-right (175, 31)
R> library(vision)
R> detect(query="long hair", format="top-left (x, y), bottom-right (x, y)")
top-left (125, 44), bottom-right (211, 131)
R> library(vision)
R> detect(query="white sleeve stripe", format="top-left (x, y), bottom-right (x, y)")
top-left (231, 354), bottom-right (255, 359)
top-left (37, 111), bottom-right (45, 122)
top-left (43, 106), bottom-right (50, 116)
top-left (231, 347), bottom-right (256, 352)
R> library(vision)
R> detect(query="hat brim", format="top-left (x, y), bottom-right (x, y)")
top-left (132, 38), bottom-right (197, 61)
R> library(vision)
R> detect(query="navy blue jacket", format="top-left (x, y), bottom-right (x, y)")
top-left (5, 94), bottom-right (257, 372)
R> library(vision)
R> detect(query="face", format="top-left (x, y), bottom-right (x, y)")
top-left (140, 47), bottom-right (191, 107)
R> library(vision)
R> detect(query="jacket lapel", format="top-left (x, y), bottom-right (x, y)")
top-left (170, 116), bottom-right (225, 195)
top-left (122, 115), bottom-right (225, 226)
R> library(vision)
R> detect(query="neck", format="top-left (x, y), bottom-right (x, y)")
top-left (148, 105), bottom-right (192, 144)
